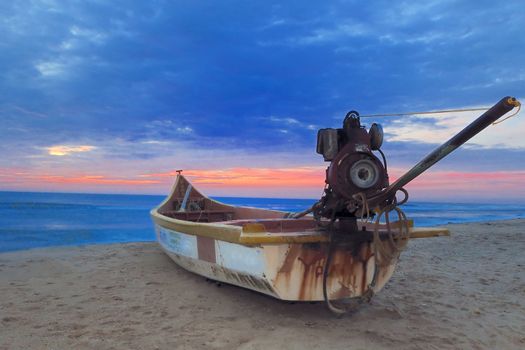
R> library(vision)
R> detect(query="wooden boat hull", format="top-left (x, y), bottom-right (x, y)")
top-left (153, 221), bottom-right (397, 301)
top-left (151, 175), bottom-right (448, 302)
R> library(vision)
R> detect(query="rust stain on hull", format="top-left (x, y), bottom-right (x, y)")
top-left (272, 241), bottom-right (396, 301)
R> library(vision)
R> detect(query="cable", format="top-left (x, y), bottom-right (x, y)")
top-left (359, 107), bottom-right (489, 118)
top-left (378, 148), bottom-right (388, 174)
top-left (321, 193), bottom-right (410, 315)
top-left (360, 102), bottom-right (520, 124)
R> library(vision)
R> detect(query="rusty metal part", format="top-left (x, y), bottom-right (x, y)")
top-left (367, 96), bottom-right (519, 208)
top-left (316, 113), bottom-right (389, 220)
top-left (271, 240), bottom-right (396, 301)
top-left (322, 224), bottom-right (369, 315)
top-left (317, 128), bottom-right (340, 161)
top-left (327, 148), bottom-right (386, 199)
top-left (369, 123), bottom-right (384, 150)
top-left (319, 204), bottom-right (410, 314)
top-left (303, 95), bottom-right (522, 313)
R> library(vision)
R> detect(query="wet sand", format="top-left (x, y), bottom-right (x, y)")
top-left (1, 219), bottom-right (524, 349)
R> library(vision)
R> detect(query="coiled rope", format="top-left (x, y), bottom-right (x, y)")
top-left (372, 204), bottom-right (410, 267)
top-left (321, 190), bottom-right (410, 315)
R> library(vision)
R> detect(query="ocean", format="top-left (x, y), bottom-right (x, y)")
top-left (1, 191), bottom-right (524, 253)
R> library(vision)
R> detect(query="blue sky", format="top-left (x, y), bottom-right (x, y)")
top-left (1, 0), bottom-right (524, 200)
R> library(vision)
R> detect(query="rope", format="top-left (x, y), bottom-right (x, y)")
top-left (360, 102), bottom-right (520, 125)
top-left (322, 218), bottom-right (368, 315)
top-left (321, 209), bottom-right (348, 314)
top-left (359, 107), bottom-right (489, 118)
top-left (372, 204), bottom-right (410, 267)
top-left (353, 192), bottom-right (371, 223)
top-left (320, 192), bottom-right (410, 315)
top-left (492, 101), bottom-right (521, 125)
top-left (395, 188), bottom-right (409, 206)
top-left (318, 197), bottom-right (367, 315)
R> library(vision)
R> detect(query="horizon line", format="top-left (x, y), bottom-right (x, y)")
top-left (2, 188), bottom-right (525, 205)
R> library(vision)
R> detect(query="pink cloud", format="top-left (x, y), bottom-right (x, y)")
top-left (1, 166), bottom-right (524, 201)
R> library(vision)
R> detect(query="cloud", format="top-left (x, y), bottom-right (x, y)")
top-left (0, 167), bottom-right (160, 194)
top-left (36, 174), bottom-right (159, 185)
top-left (46, 145), bottom-right (96, 156)
top-left (69, 25), bottom-right (108, 44)
top-left (142, 167), bottom-right (325, 187)
top-left (396, 169), bottom-right (525, 202)
top-left (267, 116), bottom-right (317, 131)
top-left (3, 164), bottom-right (523, 201)
top-left (289, 22), bottom-right (370, 45)
top-left (35, 61), bottom-right (66, 77)
top-left (384, 99), bottom-right (524, 148)
top-left (176, 126), bottom-right (193, 134)
top-left (0, 0), bottom-right (524, 199)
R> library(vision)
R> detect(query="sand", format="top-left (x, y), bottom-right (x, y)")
top-left (0, 219), bottom-right (524, 350)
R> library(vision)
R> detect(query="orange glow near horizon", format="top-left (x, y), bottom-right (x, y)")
top-left (1, 166), bottom-right (524, 200)
top-left (0, 168), bottom-right (159, 191)
top-left (37, 174), bottom-right (160, 185)
top-left (142, 167), bottom-right (326, 187)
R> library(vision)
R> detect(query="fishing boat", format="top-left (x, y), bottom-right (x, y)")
top-left (151, 96), bottom-right (519, 313)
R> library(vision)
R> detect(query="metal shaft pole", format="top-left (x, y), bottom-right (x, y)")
top-left (369, 96), bottom-right (519, 206)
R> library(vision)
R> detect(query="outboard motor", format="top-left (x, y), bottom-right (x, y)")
top-left (295, 96), bottom-right (521, 314)
top-left (310, 96), bottom-right (520, 225)
top-left (316, 111), bottom-right (388, 220)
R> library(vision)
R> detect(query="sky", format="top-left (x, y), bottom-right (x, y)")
top-left (1, 0), bottom-right (524, 202)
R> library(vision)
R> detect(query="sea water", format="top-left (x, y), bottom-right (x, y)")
top-left (0, 191), bottom-right (524, 252)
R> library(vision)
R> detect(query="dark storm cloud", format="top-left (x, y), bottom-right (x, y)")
top-left (0, 0), bottom-right (524, 168)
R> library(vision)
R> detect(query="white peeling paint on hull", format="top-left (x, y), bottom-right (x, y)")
top-left (156, 225), bottom-right (279, 298)
top-left (155, 224), bottom-right (398, 302)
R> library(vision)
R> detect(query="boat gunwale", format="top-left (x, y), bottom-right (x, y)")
top-left (151, 175), bottom-right (450, 245)
top-left (151, 174), bottom-right (289, 244)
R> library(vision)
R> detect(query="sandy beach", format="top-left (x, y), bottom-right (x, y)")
top-left (1, 219), bottom-right (524, 350)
